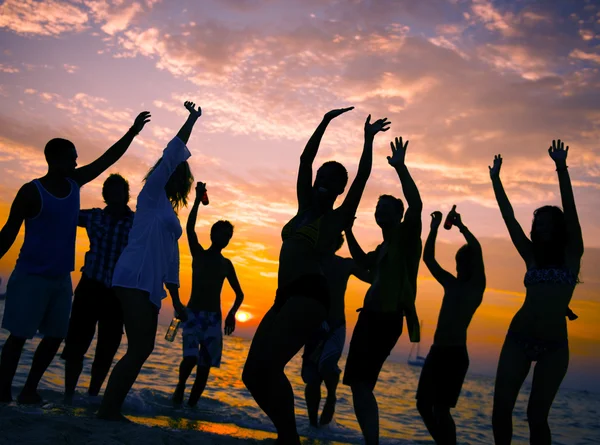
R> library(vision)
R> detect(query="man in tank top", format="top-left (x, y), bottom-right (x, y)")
top-left (0, 112), bottom-right (150, 404)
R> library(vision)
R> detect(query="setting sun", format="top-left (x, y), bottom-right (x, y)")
top-left (235, 311), bottom-right (252, 323)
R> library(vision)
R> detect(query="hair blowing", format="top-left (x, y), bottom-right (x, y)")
top-left (144, 159), bottom-right (194, 213)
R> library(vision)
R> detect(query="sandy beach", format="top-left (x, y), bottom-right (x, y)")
top-left (0, 402), bottom-right (274, 445)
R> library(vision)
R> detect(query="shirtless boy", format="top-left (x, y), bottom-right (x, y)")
top-left (172, 182), bottom-right (244, 408)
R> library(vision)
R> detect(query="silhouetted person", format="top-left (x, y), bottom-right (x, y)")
top-left (61, 174), bottom-right (135, 405)
top-left (172, 181), bottom-right (244, 408)
top-left (302, 233), bottom-right (370, 428)
top-left (490, 140), bottom-right (584, 445)
top-left (97, 101), bottom-right (201, 421)
top-left (242, 108), bottom-right (390, 444)
top-left (343, 137), bottom-right (423, 445)
top-left (417, 208), bottom-right (485, 445)
top-left (0, 112), bottom-right (150, 404)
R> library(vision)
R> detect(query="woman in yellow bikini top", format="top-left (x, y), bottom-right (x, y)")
top-left (242, 108), bottom-right (391, 445)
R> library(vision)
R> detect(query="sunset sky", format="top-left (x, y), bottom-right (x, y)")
top-left (0, 0), bottom-right (599, 391)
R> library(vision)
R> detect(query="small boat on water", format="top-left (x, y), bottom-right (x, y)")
top-left (407, 319), bottom-right (426, 367)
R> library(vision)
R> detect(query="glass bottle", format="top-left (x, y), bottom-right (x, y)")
top-left (165, 317), bottom-right (181, 342)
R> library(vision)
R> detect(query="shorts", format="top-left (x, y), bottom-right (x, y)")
top-left (416, 344), bottom-right (469, 408)
top-left (273, 274), bottom-right (330, 313)
top-left (1, 270), bottom-right (72, 339)
top-left (182, 309), bottom-right (223, 368)
top-left (302, 320), bottom-right (346, 385)
top-left (61, 275), bottom-right (124, 361)
top-left (343, 309), bottom-right (403, 391)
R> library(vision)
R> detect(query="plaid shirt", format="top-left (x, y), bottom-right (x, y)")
top-left (79, 207), bottom-right (135, 288)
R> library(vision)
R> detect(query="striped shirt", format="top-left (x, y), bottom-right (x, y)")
top-left (79, 207), bottom-right (135, 288)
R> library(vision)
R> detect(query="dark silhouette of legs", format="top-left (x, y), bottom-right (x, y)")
top-left (188, 365), bottom-right (210, 407)
top-left (320, 371), bottom-right (339, 425)
top-left (433, 404), bottom-right (456, 445)
top-left (173, 356), bottom-right (196, 407)
top-left (89, 317), bottom-right (123, 396)
top-left (304, 380), bottom-right (322, 427)
top-left (527, 347), bottom-right (568, 445)
top-left (243, 297), bottom-right (326, 445)
top-left (351, 382), bottom-right (379, 445)
top-left (64, 359), bottom-right (84, 405)
top-left (97, 288), bottom-right (156, 421)
top-left (417, 399), bottom-right (442, 442)
top-left (63, 295), bottom-right (97, 404)
top-left (492, 336), bottom-right (532, 445)
top-left (0, 335), bottom-right (26, 402)
top-left (18, 336), bottom-right (63, 404)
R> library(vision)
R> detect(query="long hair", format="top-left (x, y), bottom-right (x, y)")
top-left (144, 159), bottom-right (194, 213)
top-left (530, 205), bottom-right (567, 268)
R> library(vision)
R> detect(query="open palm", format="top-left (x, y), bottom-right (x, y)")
top-left (548, 139), bottom-right (569, 164)
top-left (489, 154), bottom-right (502, 179)
top-left (387, 136), bottom-right (408, 167)
top-left (364, 115), bottom-right (391, 137)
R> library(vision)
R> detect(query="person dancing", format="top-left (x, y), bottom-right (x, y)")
top-left (97, 101), bottom-right (201, 421)
top-left (343, 136), bottom-right (423, 445)
top-left (242, 108), bottom-right (390, 444)
top-left (61, 174), bottom-right (135, 405)
top-left (417, 208), bottom-right (486, 444)
top-left (0, 111), bottom-right (150, 404)
top-left (302, 233), bottom-right (370, 428)
top-left (490, 140), bottom-right (584, 444)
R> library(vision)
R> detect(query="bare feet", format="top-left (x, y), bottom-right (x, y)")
top-left (0, 388), bottom-right (12, 404)
top-left (17, 390), bottom-right (43, 405)
top-left (63, 392), bottom-right (74, 406)
top-left (173, 383), bottom-right (185, 408)
top-left (320, 396), bottom-right (336, 426)
top-left (97, 410), bottom-right (132, 423)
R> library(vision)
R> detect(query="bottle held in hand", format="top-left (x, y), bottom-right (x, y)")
top-left (201, 191), bottom-right (209, 206)
top-left (444, 205), bottom-right (457, 230)
top-left (165, 317), bottom-right (181, 342)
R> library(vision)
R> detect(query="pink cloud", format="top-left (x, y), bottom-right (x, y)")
top-left (570, 49), bottom-right (600, 64)
top-left (0, 0), bottom-right (88, 36)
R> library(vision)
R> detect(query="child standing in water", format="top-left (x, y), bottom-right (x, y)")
top-left (173, 182), bottom-right (244, 408)
top-left (417, 208), bottom-right (486, 445)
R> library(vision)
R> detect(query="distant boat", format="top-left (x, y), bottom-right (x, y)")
top-left (407, 319), bottom-right (426, 367)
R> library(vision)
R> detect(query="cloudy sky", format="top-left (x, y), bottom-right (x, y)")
top-left (0, 0), bottom-right (599, 390)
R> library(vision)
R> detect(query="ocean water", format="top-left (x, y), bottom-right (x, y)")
top-left (0, 301), bottom-right (599, 444)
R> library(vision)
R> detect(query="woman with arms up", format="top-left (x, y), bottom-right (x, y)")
top-left (490, 140), bottom-right (584, 445)
top-left (97, 101), bottom-right (202, 421)
top-left (242, 108), bottom-right (390, 444)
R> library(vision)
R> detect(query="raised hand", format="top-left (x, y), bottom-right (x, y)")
top-left (324, 107), bottom-right (354, 121)
top-left (489, 154), bottom-right (502, 179)
top-left (430, 211), bottom-right (442, 230)
top-left (387, 136), bottom-right (409, 168)
top-left (364, 115), bottom-right (391, 137)
top-left (131, 111), bottom-right (151, 134)
top-left (184, 101), bottom-right (202, 118)
top-left (452, 211), bottom-right (464, 229)
top-left (548, 139), bottom-right (569, 165)
top-left (195, 181), bottom-right (207, 198)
